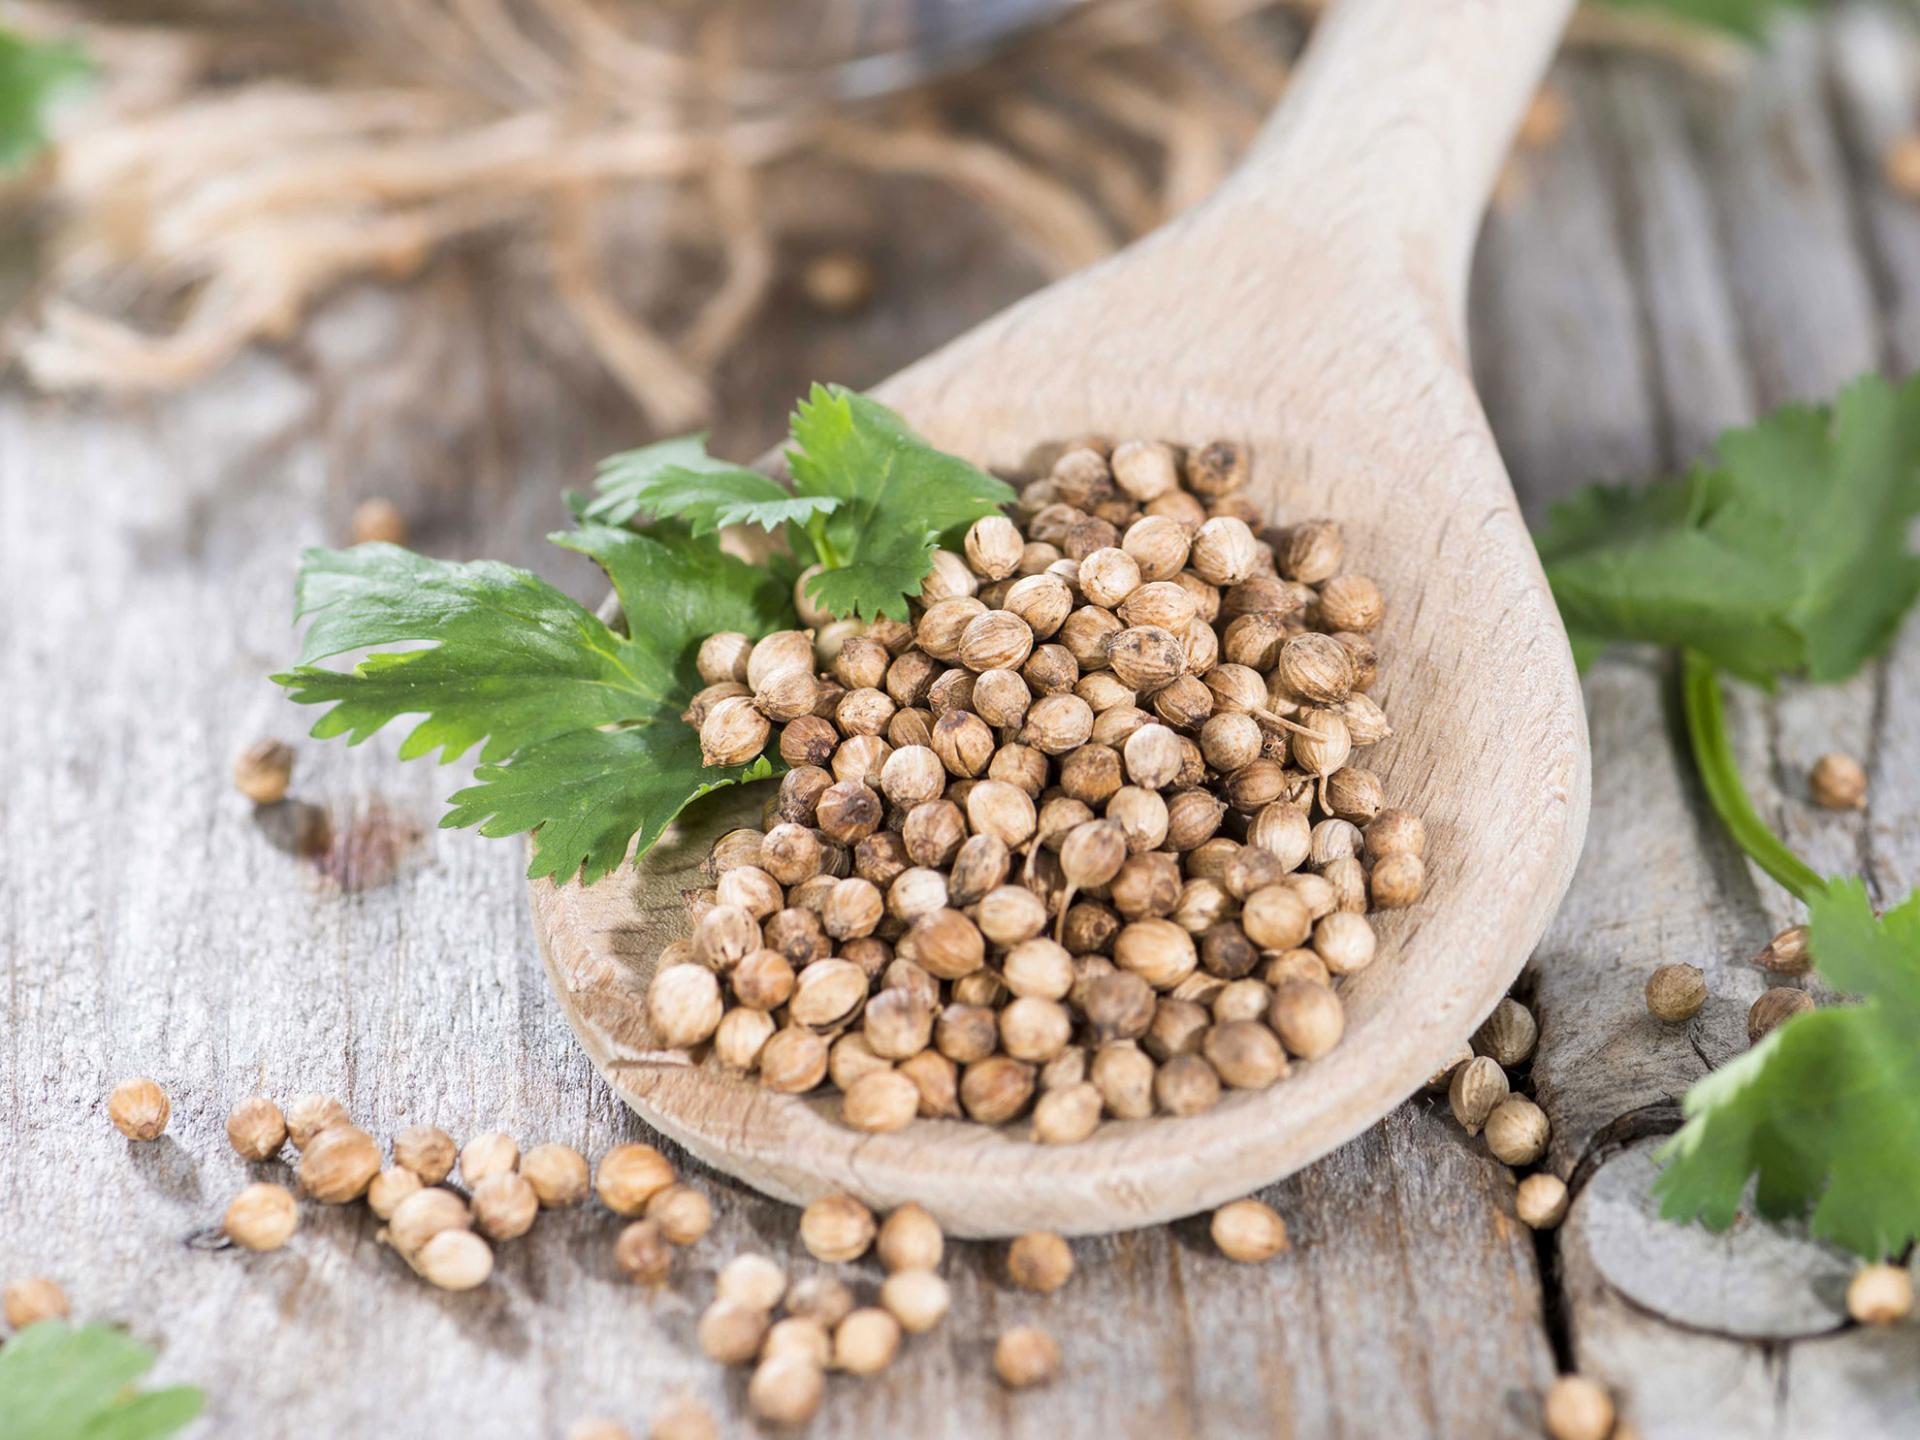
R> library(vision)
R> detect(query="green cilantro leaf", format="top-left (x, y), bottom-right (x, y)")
top-left (1653, 878), bottom-right (1920, 1258)
top-left (1591, 0), bottom-right (1805, 40)
top-left (0, 28), bottom-right (88, 171)
top-left (786, 384), bottom-right (1016, 622)
top-left (0, 1320), bottom-right (203, 1440)
top-left (585, 434), bottom-right (840, 536)
top-left (274, 524), bottom-right (789, 880)
top-left (1538, 373), bottom-right (1920, 687)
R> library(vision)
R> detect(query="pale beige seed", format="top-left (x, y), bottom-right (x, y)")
top-left (786, 1273), bottom-right (854, 1328)
top-left (1543, 1375), bottom-right (1614, 1440)
top-left (641, 1183), bottom-right (712, 1246)
top-left (472, 1172), bottom-right (540, 1241)
top-left (1809, 751), bottom-right (1867, 810)
top-left (648, 1396), bottom-right (718, 1440)
top-left (300, 1124), bottom-right (381, 1204)
top-left (1007, 1231), bottom-right (1074, 1293)
top-left (1449, 1056), bottom-right (1509, 1137)
top-left (650, 964), bottom-right (725, 1048)
top-left (596, 1143), bottom-right (675, 1216)
top-left (285, 1094), bottom-right (349, 1150)
top-left (876, 1203), bottom-right (944, 1273)
top-left (800, 1193), bottom-right (876, 1263)
top-left (1515, 1173), bottom-right (1569, 1230)
top-left (994, 1326), bottom-right (1062, 1388)
top-left (521, 1143), bottom-right (591, 1208)
top-left (615, 1220), bottom-right (673, 1285)
top-left (834, 1307), bottom-right (902, 1376)
top-left (108, 1077), bottom-right (171, 1140)
top-left (233, 737), bottom-right (295, 804)
top-left (1752, 924), bottom-right (1811, 976)
top-left (3, 1276), bottom-right (69, 1328)
top-left (367, 1167), bottom-right (423, 1220)
top-left (1472, 998), bottom-right (1539, 1067)
top-left (459, 1131), bottom-right (519, 1187)
top-left (1645, 964), bottom-right (1707, 1023)
top-left (384, 1187), bottom-right (473, 1258)
top-left (1032, 1081), bottom-right (1103, 1144)
top-left (880, 1268), bottom-right (952, 1334)
top-left (1484, 1097), bottom-right (1550, 1167)
top-left (226, 1096), bottom-right (288, 1160)
top-left (392, 1124), bottom-right (457, 1184)
top-left (843, 1069), bottom-right (921, 1134)
top-left (1749, 986), bottom-right (1813, 1043)
top-left (414, 1228), bottom-right (494, 1291)
top-left (763, 1316), bottom-right (832, 1368)
top-left (748, 1355), bottom-right (825, 1426)
top-left (1210, 1199), bottom-right (1289, 1262)
top-left (1370, 852), bottom-right (1425, 909)
top-left (699, 1297), bottom-right (772, 1364)
top-left (1847, 1263), bottom-right (1914, 1325)
top-left (224, 1182), bottom-right (300, 1251)
top-left (717, 1253), bottom-right (788, 1311)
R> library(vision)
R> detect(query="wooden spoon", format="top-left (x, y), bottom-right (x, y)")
top-left (530, 0), bottom-right (1590, 1237)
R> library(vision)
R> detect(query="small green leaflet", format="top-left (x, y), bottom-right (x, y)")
top-left (585, 434), bottom-right (840, 536)
top-left (786, 385), bottom-right (1016, 623)
top-left (274, 524), bottom-right (789, 881)
top-left (0, 28), bottom-right (88, 171)
top-left (1537, 373), bottom-right (1920, 687)
top-left (1591, 0), bottom-right (1805, 39)
top-left (0, 1320), bottom-right (203, 1440)
top-left (1653, 879), bottom-right (1920, 1258)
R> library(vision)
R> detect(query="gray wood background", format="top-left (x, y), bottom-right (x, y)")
top-left (4, 7), bottom-right (1919, 1437)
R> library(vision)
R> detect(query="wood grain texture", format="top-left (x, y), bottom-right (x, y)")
top-left (533, 0), bottom-right (1594, 1237)
top-left (5, 5), bottom-right (1920, 1436)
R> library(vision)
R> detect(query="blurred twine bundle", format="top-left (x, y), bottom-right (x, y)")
top-left (7, 0), bottom-right (1742, 427)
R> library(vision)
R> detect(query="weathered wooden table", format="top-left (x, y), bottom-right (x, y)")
top-left (5, 10), bottom-right (1919, 1437)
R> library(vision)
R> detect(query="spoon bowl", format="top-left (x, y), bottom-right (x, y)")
top-left (530, 0), bottom-right (1590, 1236)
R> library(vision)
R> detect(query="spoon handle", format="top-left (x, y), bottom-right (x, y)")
top-left (1224, 0), bottom-right (1575, 341)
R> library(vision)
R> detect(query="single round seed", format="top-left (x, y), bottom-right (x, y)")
top-left (1543, 1375), bottom-right (1614, 1440)
top-left (1449, 1056), bottom-right (1509, 1136)
top-left (1484, 1097), bottom-right (1550, 1166)
top-left (1749, 987), bottom-right (1813, 1043)
top-left (800, 1193), bottom-right (876, 1263)
top-left (1210, 1199), bottom-right (1289, 1262)
top-left (1370, 852), bottom-right (1425, 909)
top-left (1810, 751), bottom-right (1867, 809)
top-left (521, 1143), bottom-right (591, 1208)
top-left (699, 1297), bottom-right (771, 1364)
top-left (787, 1273), bottom-right (854, 1327)
top-left (615, 1220), bottom-right (674, 1285)
top-left (224, 1181), bottom-right (300, 1251)
top-left (1472, 998), bottom-right (1539, 1067)
top-left (717, 1252), bottom-right (788, 1311)
top-left (596, 1143), bottom-right (675, 1216)
top-left (460, 1132), bottom-right (519, 1187)
top-left (834, 1307), bottom-right (902, 1376)
top-left (1751, 924), bottom-right (1812, 976)
top-left (763, 1316), bottom-right (832, 1368)
top-left (843, 1070), bottom-right (920, 1134)
top-left (393, 1124), bottom-right (457, 1184)
top-left (3, 1276), bottom-right (69, 1328)
top-left (108, 1077), bottom-right (171, 1140)
top-left (994, 1326), bottom-right (1062, 1388)
top-left (412, 1228), bottom-right (494, 1291)
top-left (1515, 1173), bottom-right (1569, 1229)
top-left (876, 1203), bottom-right (944, 1273)
top-left (233, 738), bottom-right (295, 804)
top-left (1645, 964), bottom-right (1707, 1023)
top-left (300, 1124), bottom-right (381, 1203)
top-left (748, 1356), bottom-right (825, 1426)
top-left (644, 1183), bottom-right (713, 1245)
top-left (226, 1096), bottom-right (288, 1161)
top-left (472, 1172), bottom-right (540, 1241)
top-left (647, 1396), bottom-right (718, 1440)
top-left (1269, 981), bottom-right (1344, 1059)
top-left (367, 1167), bottom-right (423, 1220)
top-left (1031, 1081), bottom-right (1103, 1144)
top-left (1847, 1263), bottom-right (1913, 1325)
top-left (880, 1269), bottom-right (952, 1334)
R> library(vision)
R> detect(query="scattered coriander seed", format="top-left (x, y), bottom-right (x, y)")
top-left (1543, 1375), bottom-right (1614, 1440)
top-left (615, 1220), bottom-right (674, 1285)
top-left (1846, 1263), bottom-right (1913, 1325)
top-left (1748, 987), bottom-right (1814, 1044)
top-left (472, 1172), bottom-right (540, 1241)
top-left (597, 1144), bottom-right (676, 1216)
top-left (460, 1132), bottom-right (519, 1187)
top-left (392, 1123), bottom-right (457, 1184)
top-left (521, 1143), bottom-right (591, 1208)
top-left (1750, 924), bottom-right (1811, 976)
top-left (800, 1193), bottom-right (876, 1263)
top-left (1449, 1056), bottom-right (1509, 1137)
top-left (876, 1203), bottom-right (945, 1273)
top-left (1515, 1173), bottom-right (1570, 1229)
top-left (224, 1182), bottom-right (300, 1251)
top-left (701, 1297), bottom-right (772, 1364)
top-left (232, 739), bottom-right (295, 804)
top-left (413, 1228), bottom-right (494, 1291)
top-left (787, 1273), bottom-right (854, 1328)
top-left (763, 1315), bottom-right (832, 1368)
top-left (994, 1326), bottom-right (1062, 1389)
top-left (107, 1077), bottom-right (170, 1140)
top-left (1483, 1097), bottom-right (1550, 1167)
top-left (1645, 964), bottom-right (1707, 1023)
top-left (4, 1276), bottom-right (69, 1328)
top-left (644, 1183), bottom-right (713, 1246)
top-left (1210, 1199), bottom-right (1289, 1262)
top-left (226, 1096), bottom-right (288, 1160)
top-left (1471, 998), bottom-right (1538, 1067)
top-left (648, 1397), bottom-right (718, 1440)
top-left (383, 1187), bottom-right (473, 1259)
top-left (350, 496), bottom-right (408, 545)
top-left (1809, 751), bottom-right (1867, 810)
top-left (880, 1269), bottom-right (952, 1334)
top-left (714, 1254), bottom-right (787, 1316)
top-left (367, 1167), bottom-right (423, 1220)
top-left (1007, 1231), bottom-right (1074, 1293)
top-left (834, 1307), bottom-right (902, 1376)
top-left (299, 1123), bottom-right (381, 1203)
top-left (749, 1355), bottom-right (826, 1426)
top-left (285, 1094), bottom-right (349, 1150)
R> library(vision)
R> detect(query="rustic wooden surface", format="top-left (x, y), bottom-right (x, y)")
top-left (3, 6), bottom-right (1919, 1437)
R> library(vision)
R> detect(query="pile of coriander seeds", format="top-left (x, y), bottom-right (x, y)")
top-left (668, 437), bottom-right (1425, 1142)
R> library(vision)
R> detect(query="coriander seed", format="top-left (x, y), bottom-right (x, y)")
top-left (994, 1326), bottom-right (1062, 1388)
top-left (787, 1273), bottom-right (854, 1327)
top-left (521, 1143), bottom-right (590, 1208)
top-left (1515, 1173), bottom-right (1569, 1229)
top-left (763, 1315), bottom-right (832, 1367)
top-left (285, 1093), bottom-right (349, 1150)
top-left (1449, 1056), bottom-right (1509, 1136)
top-left (1645, 964), bottom-right (1707, 1023)
top-left (460, 1131), bottom-right (519, 1186)
top-left (233, 739), bottom-right (295, 804)
top-left (842, 1069), bottom-right (920, 1133)
top-left (596, 1143), bottom-right (675, 1216)
top-left (3, 1276), bottom-right (69, 1328)
top-left (472, 1172), bottom-right (539, 1241)
top-left (107, 1077), bottom-right (170, 1140)
top-left (748, 1355), bottom-right (825, 1426)
top-left (800, 1192), bottom-right (876, 1263)
top-left (1211, 1199), bottom-right (1289, 1262)
top-left (1031, 1081), bottom-right (1102, 1143)
top-left (568, 1421), bottom-right (629, 1440)
top-left (1484, 1097), bottom-right (1550, 1166)
top-left (880, 1269), bottom-right (951, 1334)
top-left (368, 1167), bottom-right (423, 1220)
top-left (615, 1220), bottom-right (673, 1285)
top-left (834, 1307), bottom-right (902, 1376)
top-left (224, 1182), bottom-right (301, 1252)
top-left (1370, 852), bottom-right (1425, 909)
top-left (1748, 986), bottom-right (1814, 1042)
top-left (1543, 1375), bottom-right (1614, 1440)
top-left (383, 1187), bottom-right (472, 1259)
top-left (1472, 998), bottom-right (1539, 1067)
top-left (876, 1202), bottom-right (944, 1273)
top-left (700, 1297), bottom-right (771, 1365)
top-left (299, 1123), bottom-right (381, 1203)
top-left (1847, 1263), bottom-right (1913, 1325)
top-left (413, 1228), bottom-right (494, 1291)
top-left (393, 1124), bottom-right (457, 1184)
top-left (226, 1096), bottom-right (288, 1160)
top-left (648, 1397), bottom-right (718, 1440)
top-left (718, 1252), bottom-right (787, 1311)
top-left (1810, 751), bottom-right (1867, 809)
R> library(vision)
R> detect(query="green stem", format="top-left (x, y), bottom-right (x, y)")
top-left (804, 514), bottom-right (844, 569)
top-left (1680, 650), bottom-right (1825, 905)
